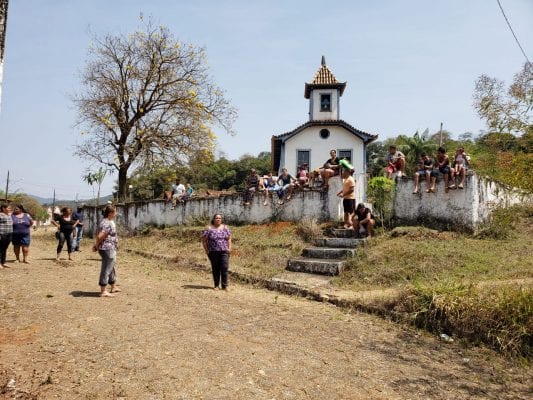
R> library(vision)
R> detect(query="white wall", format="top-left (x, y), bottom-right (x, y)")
top-left (84, 179), bottom-right (346, 235)
top-left (311, 89), bottom-right (339, 120)
top-left (283, 125), bottom-right (366, 204)
top-left (393, 173), bottom-right (531, 231)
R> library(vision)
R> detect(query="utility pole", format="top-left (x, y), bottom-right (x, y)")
top-left (439, 122), bottom-right (443, 147)
top-left (4, 169), bottom-right (8, 201)
top-left (52, 189), bottom-right (56, 214)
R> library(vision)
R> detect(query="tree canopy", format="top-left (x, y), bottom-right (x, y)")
top-left (73, 20), bottom-right (237, 200)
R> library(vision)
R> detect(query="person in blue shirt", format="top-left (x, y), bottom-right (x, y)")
top-left (72, 205), bottom-right (85, 252)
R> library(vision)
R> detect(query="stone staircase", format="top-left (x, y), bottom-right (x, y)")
top-left (286, 228), bottom-right (366, 276)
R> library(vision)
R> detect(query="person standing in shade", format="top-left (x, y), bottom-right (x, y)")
top-left (51, 207), bottom-right (79, 261)
top-left (92, 205), bottom-right (121, 298)
top-left (202, 213), bottom-right (232, 290)
top-left (72, 205), bottom-right (85, 251)
top-left (0, 204), bottom-right (12, 268)
top-left (11, 204), bottom-right (33, 264)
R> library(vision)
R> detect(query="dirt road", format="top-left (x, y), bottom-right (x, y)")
top-left (0, 233), bottom-right (530, 399)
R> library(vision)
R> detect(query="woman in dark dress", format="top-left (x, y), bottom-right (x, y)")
top-left (201, 213), bottom-right (232, 290)
top-left (51, 207), bottom-right (79, 261)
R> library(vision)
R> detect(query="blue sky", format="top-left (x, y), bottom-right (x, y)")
top-left (0, 0), bottom-right (531, 199)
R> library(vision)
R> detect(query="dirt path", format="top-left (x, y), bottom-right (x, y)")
top-left (0, 233), bottom-right (530, 399)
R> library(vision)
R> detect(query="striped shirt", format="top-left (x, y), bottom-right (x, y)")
top-left (0, 212), bottom-right (13, 235)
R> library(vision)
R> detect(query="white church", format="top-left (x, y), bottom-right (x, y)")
top-left (271, 56), bottom-right (378, 203)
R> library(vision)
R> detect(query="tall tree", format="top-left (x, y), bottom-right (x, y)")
top-left (73, 20), bottom-right (237, 200)
top-left (473, 62), bottom-right (532, 135)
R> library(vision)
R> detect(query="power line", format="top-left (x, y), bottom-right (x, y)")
top-left (496, 0), bottom-right (531, 64)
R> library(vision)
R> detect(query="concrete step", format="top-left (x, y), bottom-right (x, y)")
top-left (314, 237), bottom-right (365, 248)
top-left (286, 257), bottom-right (344, 276)
top-left (269, 271), bottom-right (333, 290)
top-left (302, 247), bottom-right (355, 259)
top-left (331, 228), bottom-right (360, 238)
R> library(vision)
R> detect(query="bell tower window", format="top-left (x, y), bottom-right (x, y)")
top-left (320, 94), bottom-right (331, 112)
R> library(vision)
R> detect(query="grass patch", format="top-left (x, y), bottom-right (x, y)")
top-left (122, 221), bottom-right (306, 280)
top-left (120, 206), bottom-right (533, 358)
top-left (398, 284), bottom-right (532, 358)
top-left (334, 205), bottom-right (533, 358)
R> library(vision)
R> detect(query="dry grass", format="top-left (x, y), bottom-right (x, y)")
top-left (123, 222), bottom-right (306, 280)
top-left (119, 207), bottom-right (533, 358)
top-left (335, 206), bottom-right (533, 358)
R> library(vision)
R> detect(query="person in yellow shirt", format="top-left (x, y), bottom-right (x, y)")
top-left (336, 168), bottom-right (356, 229)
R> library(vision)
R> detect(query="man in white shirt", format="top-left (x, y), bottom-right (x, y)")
top-left (171, 179), bottom-right (186, 209)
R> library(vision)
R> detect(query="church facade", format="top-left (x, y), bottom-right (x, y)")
top-left (271, 57), bottom-right (377, 203)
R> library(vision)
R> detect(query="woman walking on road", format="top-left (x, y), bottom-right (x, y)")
top-left (93, 205), bottom-right (121, 298)
top-left (51, 207), bottom-right (79, 261)
top-left (0, 204), bottom-right (12, 268)
top-left (11, 204), bottom-right (33, 264)
top-left (202, 213), bottom-right (232, 290)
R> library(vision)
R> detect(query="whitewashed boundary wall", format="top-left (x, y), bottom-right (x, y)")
top-left (393, 173), bottom-right (532, 232)
top-left (85, 178), bottom-right (346, 236)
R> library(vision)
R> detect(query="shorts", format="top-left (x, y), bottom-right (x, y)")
top-left (416, 169), bottom-right (428, 176)
top-left (12, 233), bottom-right (31, 246)
top-left (386, 161), bottom-right (402, 174)
top-left (343, 199), bottom-right (355, 214)
top-left (439, 165), bottom-right (451, 175)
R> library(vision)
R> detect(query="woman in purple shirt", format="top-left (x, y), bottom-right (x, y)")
top-left (201, 213), bottom-right (232, 290)
top-left (11, 204), bottom-right (33, 264)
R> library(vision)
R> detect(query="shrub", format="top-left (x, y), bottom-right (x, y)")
top-left (406, 284), bottom-right (532, 358)
top-left (295, 218), bottom-right (322, 243)
top-left (367, 177), bottom-right (396, 228)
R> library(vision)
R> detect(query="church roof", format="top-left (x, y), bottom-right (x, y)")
top-left (304, 56), bottom-right (347, 98)
top-left (274, 119), bottom-right (378, 143)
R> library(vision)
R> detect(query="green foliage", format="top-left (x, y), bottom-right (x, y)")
top-left (396, 129), bottom-right (438, 174)
top-left (128, 163), bottom-right (176, 200)
top-left (475, 204), bottom-right (533, 239)
top-left (128, 151), bottom-right (272, 198)
top-left (367, 177), bottom-right (395, 228)
top-left (469, 131), bottom-right (532, 192)
top-left (83, 167), bottom-right (110, 205)
top-left (0, 192), bottom-right (49, 222)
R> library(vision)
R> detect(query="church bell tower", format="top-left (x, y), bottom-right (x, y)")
top-left (304, 56), bottom-right (347, 122)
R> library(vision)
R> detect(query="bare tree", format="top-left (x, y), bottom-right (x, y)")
top-left (73, 20), bottom-right (237, 200)
top-left (473, 62), bottom-right (532, 135)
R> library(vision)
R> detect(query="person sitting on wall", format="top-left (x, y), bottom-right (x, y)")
top-left (277, 167), bottom-right (295, 204)
top-left (261, 172), bottom-right (280, 206)
top-left (295, 163), bottom-right (309, 189)
top-left (320, 149), bottom-right (340, 188)
top-left (171, 178), bottom-right (186, 209)
top-left (242, 169), bottom-right (260, 206)
top-left (353, 203), bottom-right (375, 237)
top-left (336, 168), bottom-right (356, 229)
top-left (451, 147), bottom-right (468, 189)
top-left (384, 145), bottom-right (405, 179)
top-left (413, 153), bottom-right (438, 194)
top-left (436, 147), bottom-right (454, 193)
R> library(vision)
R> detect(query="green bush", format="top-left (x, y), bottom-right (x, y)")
top-left (367, 177), bottom-right (396, 228)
